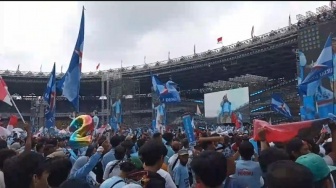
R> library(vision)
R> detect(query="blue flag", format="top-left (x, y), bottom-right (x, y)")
top-left (299, 34), bottom-right (333, 95)
top-left (57, 7), bottom-right (85, 112)
top-left (271, 93), bottom-right (292, 118)
top-left (43, 63), bottom-right (56, 128)
top-left (301, 96), bottom-right (317, 120)
top-left (151, 73), bottom-right (181, 103)
top-left (182, 115), bottom-right (196, 145)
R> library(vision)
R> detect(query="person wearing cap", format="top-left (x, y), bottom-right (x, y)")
top-left (296, 153), bottom-right (335, 187)
top-left (172, 149), bottom-right (190, 188)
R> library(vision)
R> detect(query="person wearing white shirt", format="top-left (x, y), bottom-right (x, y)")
top-left (103, 145), bottom-right (126, 180)
top-left (157, 169), bottom-right (177, 188)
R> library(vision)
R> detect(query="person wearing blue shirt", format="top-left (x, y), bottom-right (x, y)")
top-left (112, 97), bottom-right (122, 125)
top-left (234, 141), bottom-right (262, 188)
top-left (218, 94), bottom-right (232, 124)
top-left (92, 110), bottom-right (100, 129)
top-left (155, 102), bottom-right (165, 133)
top-left (69, 146), bottom-right (104, 186)
top-left (102, 135), bottom-right (122, 171)
top-left (173, 149), bottom-right (190, 188)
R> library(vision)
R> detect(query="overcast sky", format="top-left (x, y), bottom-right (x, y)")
top-left (0, 1), bottom-right (330, 73)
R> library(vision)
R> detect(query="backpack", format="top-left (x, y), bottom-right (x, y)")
top-left (110, 179), bottom-right (125, 188)
top-left (108, 160), bottom-right (122, 176)
top-left (126, 170), bottom-right (166, 188)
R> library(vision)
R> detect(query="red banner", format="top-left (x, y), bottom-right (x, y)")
top-left (253, 118), bottom-right (329, 143)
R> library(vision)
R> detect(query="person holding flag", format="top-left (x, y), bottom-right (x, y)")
top-left (112, 96), bottom-right (122, 130)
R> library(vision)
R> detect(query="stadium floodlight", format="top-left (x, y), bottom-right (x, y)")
top-left (99, 96), bottom-right (107, 100)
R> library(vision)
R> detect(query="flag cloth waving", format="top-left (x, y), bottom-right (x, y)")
top-left (57, 7), bottom-right (85, 112)
top-left (0, 76), bottom-right (12, 106)
top-left (253, 118), bottom-right (329, 143)
top-left (271, 93), bottom-right (292, 118)
top-left (43, 63), bottom-right (56, 128)
top-left (151, 73), bottom-right (181, 103)
top-left (299, 34), bottom-right (333, 95)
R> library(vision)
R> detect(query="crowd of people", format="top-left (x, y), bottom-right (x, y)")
top-left (0, 118), bottom-right (336, 188)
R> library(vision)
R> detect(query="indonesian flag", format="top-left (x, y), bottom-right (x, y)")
top-left (96, 63), bottom-right (100, 70)
top-left (217, 37), bottom-right (223, 44)
top-left (0, 77), bottom-right (12, 106)
top-left (9, 115), bottom-right (18, 127)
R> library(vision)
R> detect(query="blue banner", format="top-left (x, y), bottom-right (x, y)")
top-left (151, 74), bottom-right (181, 103)
top-left (316, 86), bottom-right (334, 118)
top-left (43, 63), bottom-right (56, 128)
top-left (110, 117), bottom-right (118, 131)
top-left (182, 115), bottom-right (196, 145)
top-left (301, 96), bottom-right (316, 120)
top-left (152, 119), bottom-right (156, 132)
top-left (112, 99), bottom-right (122, 124)
top-left (299, 35), bottom-right (333, 95)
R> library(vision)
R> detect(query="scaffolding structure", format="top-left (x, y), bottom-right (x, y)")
top-left (100, 72), bottom-right (122, 123)
top-left (30, 98), bottom-right (46, 132)
top-left (108, 76), bottom-right (141, 127)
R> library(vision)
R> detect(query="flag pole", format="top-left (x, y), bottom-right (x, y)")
top-left (8, 94), bottom-right (25, 124)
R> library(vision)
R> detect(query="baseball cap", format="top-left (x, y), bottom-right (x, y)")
top-left (178, 149), bottom-right (189, 156)
top-left (130, 156), bottom-right (143, 169)
top-left (295, 153), bottom-right (330, 182)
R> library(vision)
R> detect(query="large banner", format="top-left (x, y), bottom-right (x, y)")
top-left (298, 20), bottom-right (336, 119)
top-left (204, 87), bottom-right (249, 123)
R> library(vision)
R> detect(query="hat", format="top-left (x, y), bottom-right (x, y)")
top-left (178, 149), bottom-right (189, 156)
top-left (296, 153), bottom-right (330, 182)
top-left (130, 156), bottom-right (143, 169)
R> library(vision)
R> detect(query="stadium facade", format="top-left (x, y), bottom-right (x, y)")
top-left (1, 5), bottom-right (335, 128)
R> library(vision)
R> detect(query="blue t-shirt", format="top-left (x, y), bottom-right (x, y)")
top-left (234, 160), bottom-right (262, 188)
top-left (102, 149), bottom-right (115, 171)
top-left (100, 176), bottom-right (126, 188)
top-left (93, 115), bottom-right (100, 129)
top-left (173, 164), bottom-right (190, 188)
top-left (165, 145), bottom-right (175, 164)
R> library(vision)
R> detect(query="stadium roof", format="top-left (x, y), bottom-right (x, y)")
top-left (0, 24), bottom-right (297, 78)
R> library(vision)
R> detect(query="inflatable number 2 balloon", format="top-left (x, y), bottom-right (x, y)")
top-left (69, 115), bottom-right (94, 149)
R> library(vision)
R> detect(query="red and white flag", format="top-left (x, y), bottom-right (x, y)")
top-left (217, 37), bottom-right (223, 44)
top-left (9, 115), bottom-right (18, 127)
top-left (96, 63), bottom-right (100, 70)
top-left (0, 77), bottom-right (12, 106)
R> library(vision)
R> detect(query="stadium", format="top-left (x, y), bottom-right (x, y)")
top-left (1, 4), bottom-right (335, 129)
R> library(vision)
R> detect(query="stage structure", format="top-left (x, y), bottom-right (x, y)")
top-left (30, 97), bottom-right (47, 133)
top-left (107, 72), bottom-right (141, 127)
top-left (100, 72), bottom-right (122, 124)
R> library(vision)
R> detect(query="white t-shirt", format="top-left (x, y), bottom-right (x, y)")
top-left (168, 154), bottom-right (179, 176)
top-left (157, 169), bottom-right (177, 188)
top-left (103, 160), bottom-right (122, 180)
